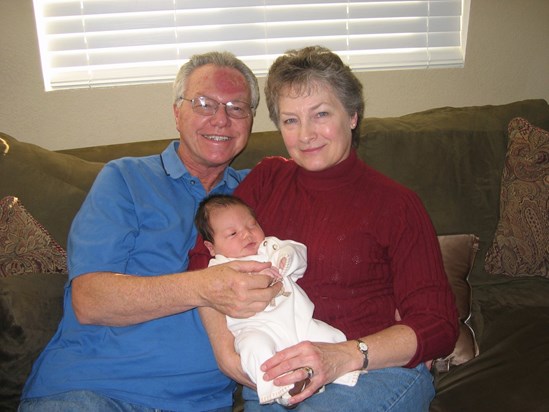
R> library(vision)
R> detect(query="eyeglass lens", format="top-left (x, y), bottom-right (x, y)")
top-left (190, 96), bottom-right (251, 119)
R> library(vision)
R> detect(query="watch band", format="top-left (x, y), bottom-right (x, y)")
top-left (356, 339), bottom-right (369, 370)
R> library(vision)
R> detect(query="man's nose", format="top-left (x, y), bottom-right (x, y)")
top-left (210, 104), bottom-right (231, 126)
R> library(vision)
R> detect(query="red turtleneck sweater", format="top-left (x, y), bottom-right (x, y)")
top-left (190, 150), bottom-right (458, 367)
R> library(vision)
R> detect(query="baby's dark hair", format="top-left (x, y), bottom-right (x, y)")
top-left (195, 194), bottom-right (256, 243)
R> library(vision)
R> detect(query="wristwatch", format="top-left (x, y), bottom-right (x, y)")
top-left (356, 339), bottom-right (369, 371)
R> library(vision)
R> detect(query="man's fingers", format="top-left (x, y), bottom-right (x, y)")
top-left (230, 260), bottom-right (271, 274)
top-left (225, 274), bottom-right (282, 318)
top-left (246, 272), bottom-right (280, 288)
top-left (209, 261), bottom-right (282, 318)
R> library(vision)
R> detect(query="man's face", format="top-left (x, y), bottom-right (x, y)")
top-left (173, 64), bottom-right (253, 175)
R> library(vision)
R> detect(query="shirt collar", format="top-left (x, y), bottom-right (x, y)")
top-left (160, 140), bottom-right (243, 191)
top-left (161, 141), bottom-right (187, 179)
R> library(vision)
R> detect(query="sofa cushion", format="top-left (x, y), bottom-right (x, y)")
top-left (430, 305), bottom-right (549, 412)
top-left (0, 196), bottom-right (67, 277)
top-left (0, 272), bottom-right (67, 412)
top-left (484, 118), bottom-right (549, 278)
top-left (434, 234), bottom-right (479, 371)
top-left (0, 133), bottom-right (104, 249)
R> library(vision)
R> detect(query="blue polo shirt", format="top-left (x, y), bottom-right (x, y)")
top-left (22, 141), bottom-right (249, 411)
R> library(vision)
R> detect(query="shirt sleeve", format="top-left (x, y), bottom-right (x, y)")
top-left (388, 190), bottom-right (459, 366)
top-left (67, 162), bottom-right (139, 279)
top-left (265, 237), bottom-right (308, 281)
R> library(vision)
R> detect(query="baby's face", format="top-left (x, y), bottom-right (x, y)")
top-left (206, 204), bottom-right (265, 258)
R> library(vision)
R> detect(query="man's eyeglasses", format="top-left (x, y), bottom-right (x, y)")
top-left (179, 96), bottom-right (253, 119)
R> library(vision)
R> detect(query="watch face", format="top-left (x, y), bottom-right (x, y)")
top-left (357, 340), bottom-right (369, 370)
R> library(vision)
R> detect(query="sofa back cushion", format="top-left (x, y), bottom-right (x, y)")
top-left (0, 133), bottom-right (103, 249)
top-left (357, 99), bottom-right (549, 284)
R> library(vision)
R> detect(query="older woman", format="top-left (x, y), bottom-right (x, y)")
top-left (194, 46), bottom-right (458, 411)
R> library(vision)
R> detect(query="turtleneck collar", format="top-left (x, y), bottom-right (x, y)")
top-left (297, 149), bottom-right (361, 191)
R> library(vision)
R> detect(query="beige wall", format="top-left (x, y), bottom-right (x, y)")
top-left (1, 0), bottom-right (548, 150)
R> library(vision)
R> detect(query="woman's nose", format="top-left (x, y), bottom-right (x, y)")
top-left (299, 121), bottom-right (315, 143)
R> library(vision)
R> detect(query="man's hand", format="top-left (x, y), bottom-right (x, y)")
top-left (198, 260), bottom-right (282, 318)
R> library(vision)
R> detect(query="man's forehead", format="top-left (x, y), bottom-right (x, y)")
top-left (189, 65), bottom-right (248, 95)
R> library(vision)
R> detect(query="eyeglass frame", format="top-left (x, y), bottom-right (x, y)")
top-left (178, 95), bottom-right (255, 119)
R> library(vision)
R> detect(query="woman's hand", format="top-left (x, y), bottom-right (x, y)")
top-left (260, 340), bottom-right (360, 406)
top-left (260, 324), bottom-right (419, 406)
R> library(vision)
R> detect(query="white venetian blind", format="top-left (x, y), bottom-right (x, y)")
top-left (33, 0), bottom-right (470, 91)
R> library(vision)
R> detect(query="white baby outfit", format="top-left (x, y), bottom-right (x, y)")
top-left (208, 236), bottom-right (359, 405)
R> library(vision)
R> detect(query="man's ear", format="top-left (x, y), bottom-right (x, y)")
top-left (173, 103), bottom-right (181, 132)
top-left (204, 240), bottom-right (216, 257)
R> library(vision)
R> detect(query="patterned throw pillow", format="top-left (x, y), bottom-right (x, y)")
top-left (0, 196), bottom-right (67, 276)
top-left (485, 118), bottom-right (549, 278)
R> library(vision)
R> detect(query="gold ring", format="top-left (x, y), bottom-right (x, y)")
top-left (304, 366), bottom-right (314, 379)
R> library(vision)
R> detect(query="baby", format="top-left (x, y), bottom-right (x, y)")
top-left (194, 195), bottom-right (359, 406)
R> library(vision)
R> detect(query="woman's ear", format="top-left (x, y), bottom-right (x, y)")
top-left (204, 240), bottom-right (216, 257)
top-left (350, 112), bottom-right (358, 129)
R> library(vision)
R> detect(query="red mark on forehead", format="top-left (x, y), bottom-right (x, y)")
top-left (187, 64), bottom-right (250, 102)
top-left (212, 67), bottom-right (247, 94)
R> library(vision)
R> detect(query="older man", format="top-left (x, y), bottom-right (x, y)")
top-left (20, 52), bottom-right (280, 412)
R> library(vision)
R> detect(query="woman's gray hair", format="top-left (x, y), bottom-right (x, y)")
top-left (264, 45), bottom-right (364, 148)
top-left (173, 51), bottom-right (260, 115)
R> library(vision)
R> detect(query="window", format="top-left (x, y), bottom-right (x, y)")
top-left (33, 0), bottom-right (470, 91)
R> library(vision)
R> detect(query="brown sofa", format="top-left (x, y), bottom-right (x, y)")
top-left (1, 99), bottom-right (549, 411)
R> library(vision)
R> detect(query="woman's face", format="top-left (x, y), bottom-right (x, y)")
top-left (277, 82), bottom-right (357, 172)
